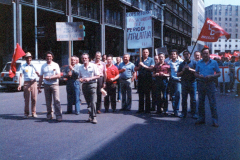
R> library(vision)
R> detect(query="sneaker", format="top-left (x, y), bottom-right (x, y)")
top-left (92, 117), bottom-right (97, 124)
top-left (32, 114), bottom-right (38, 118)
top-left (23, 115), bottom-right (28, 119)
top-left (179, 114), bottom-right (186, 118)
top-left (235, 94), bottom-right (238, 97)
top-left (46, 116), bottom-right (53, 120)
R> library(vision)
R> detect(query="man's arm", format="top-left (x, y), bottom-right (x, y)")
top-left (131, 72), bottom-right (136, 82)
top-left (17, 74), bottom-right (23, 91)
top-left (38, 75), bottom-right (43, 93)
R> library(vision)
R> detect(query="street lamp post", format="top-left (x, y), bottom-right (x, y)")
top-left (161, 4), bottom-right (166, 47)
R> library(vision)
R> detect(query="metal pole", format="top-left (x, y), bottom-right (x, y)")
top-left (101, 0), bottom-right (105, 55)
top-left (16, 0), bottom-right (20, 45)
top-left (67, 0), bottom-right (72, 65)
top-left (161, 6), bottom-right (164, 47)
top-left (13, 2), bottom-right (16, 49)
top-left (34, 0), bottom-right (38, 59)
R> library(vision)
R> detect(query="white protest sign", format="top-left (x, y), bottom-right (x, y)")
top-left (126, 11), bottom-right (152, 49)
top-left (56, 22), bottom-right (84, 41)
top-left (235, 67), bottom-right (240, 83)
top-left (218, 67), bottom-right (230, 82)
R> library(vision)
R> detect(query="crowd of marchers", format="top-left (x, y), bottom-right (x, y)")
top-left (18, 46), bottom-right (233, 127)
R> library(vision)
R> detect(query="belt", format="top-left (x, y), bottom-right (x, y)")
top-left (24, 79), bottom-right (36, 82)
top-left (120, 78), bottom-right (131, 80)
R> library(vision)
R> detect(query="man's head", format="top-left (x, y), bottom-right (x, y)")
top-left (142, 48), bottom-right (150, 58)
top-left (170, 49), bottom-right (178, 60)
top-left (106, 54), bottom-right (113, 65)
top-left (154, 55), bottom-right (159, 63)
top-left (75, 56), bottom-right (80, 64)
top-left (201, 48), bottom-right (210, 62)
top-left (45, 51), bottom-right (54, 64)
top-left (116, 57), bottom-right (121, 63)
top-left (158, 52), bottom-right (165, 63)
top-left (102, 54), bottom-right (107, 62)
top-left (81, 53), bottom-right (90, 64)
top-left (183, 50), bottom-right (190, 61)
top-left (25, 52), bottom-right (32, 65)
top-left (194, 51), bottom-right (201, 61)
top-left (95, 51), bottom-right (101, 61)
top-left (123, 53), bottom-right (130, 64)
top-left (71, 56), bottom-right (76, 66)
top-left (231, 56), bottom-right (236, 62)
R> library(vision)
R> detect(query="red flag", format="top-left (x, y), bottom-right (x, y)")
top-left (197, 18), bottom-right (230, 42)
top-left (9, 43), bottom-right (26, 78)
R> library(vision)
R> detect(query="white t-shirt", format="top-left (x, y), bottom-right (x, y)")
top-left (40, 62), bottom-right (60, 85)
top-left (79, 63), bottom-right (99, 83)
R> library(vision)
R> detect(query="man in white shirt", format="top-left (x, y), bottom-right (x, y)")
top-left (18, 52), bottom-right (39, 118)
top-left (79, 53), bottom-right (100, 124)
top-left (38, 51), bottom-right (62, 122)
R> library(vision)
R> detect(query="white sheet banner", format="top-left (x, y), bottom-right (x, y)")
top-left (218, 67), bottom-right (230, 82)
top-left (235, 67), bottom-right (240, 83)
top-left (126, 11), bottom-right (152, 49)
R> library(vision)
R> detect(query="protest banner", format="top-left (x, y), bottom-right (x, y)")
top-left (218, 67), bottom-right (230, 83)
top-left (235, 67), bottom-right (240, 83)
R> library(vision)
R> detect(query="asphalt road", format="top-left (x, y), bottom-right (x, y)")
top-left (0, 85), bottom-right (239, 160)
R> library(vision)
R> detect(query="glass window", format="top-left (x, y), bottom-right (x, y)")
top-left (219, 23), bottom-right (221, 26)
top-left (219, 11), bottom-right (221, 15)
top-left (229, 45), bottom-right (231, 48)
top-left (236, 23), bottom-right (239, 27)
top-left (225, 23), bottom-right (228, 27)
top-left (229, 40), bottom-right (231, 42)
top-left (219, 39), bottom-right (221, 42)
top-left (219, 17), bottom-right (221, 21)
top-left (219, 44), bottom-right (221, 47)
top-left (236, 40), bottom-right (238, 42)
top-left (225, 18), bottom-right (227, 21)
top-left (236, 34), bottom-right (238, 38)
top-left (236, 18), bottom-right (238, 21)
top-left (236, 45), bottom-right (238, 48)
top-left (215, 17), bottom-right (217, 21)
top-left (225, 28), bottom-right (227, 31)
top-left (225, 40), bottom-right (227, 42)
top-left (229, 11), bottom-right (232, 16)
top-left (236, 29), bottom-right (238, 32)
top-left (225, 44), bottom-right (227, 48)
top-left (229, 18), bottom-right (232, 21)
top-left (214, 44), bottom-right (217, 47)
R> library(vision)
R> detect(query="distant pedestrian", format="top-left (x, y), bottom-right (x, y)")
top-left (228, 56), bottom-right (236, 92)
top-left (93, 51), bottom-right (106, 114)
top-left (104, 54), bottom-right (119, 113)
top-left (18, 52), bottom-right (39, 118)
top-left (118, 53), bottom-right (136, 111)
top-left (194, 47), bottom-right (220, 127)
top-left (38, 51), bottom-right (62, 122)
top-left (151, 55), bottom-right (160, 111)
top-left (194, 51), bottom-right (201, 62)
top-left (177, 50), bottom-right (198, 119)
top-left (79, 53), bottom-right (100, 124)
top-left (114, 57), bottom-right (122, 102)
top-left (134, 48), bottom-right (155, 113)
top-left (168, 49), bottom-right (183, 116)
top-left (64, 56), bottom-right (81, 115)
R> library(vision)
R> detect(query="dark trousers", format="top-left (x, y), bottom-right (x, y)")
top-left (155, 78), bottom-right (168, 112)
top-left (82, 83), bottom-right (97, 119)
top-left (116, 79), bottom-right (121, 101)
top-left (96, 76), bottom-right (104, 111)
top-left (151, 80), bottom-right (158, 111)
top-left (66, 80), bottom-right (80, 113)
top-left (138, 77), bottom-right (152, 113)
top-left (104, 83), bottom-right (117, 111)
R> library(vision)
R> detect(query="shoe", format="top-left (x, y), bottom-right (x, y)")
top-left (117, 100), bottom-right (121, 103)
top-left (92, 117), bottom-right (97, 124)
top-left (212, 122), bottom-right (219, 127)
top-left (97, 110), bottom-right (101, 114)
top-left (23, 115), bottom-right (28, 119)
top-left (191, 114), bottom-right (198, 119)
top-left (65, 111), bottom-right (72, 114)
top-left (173, 112), bottom-right (179, 117)
top-left (75, 112), bottom-right (80, 115)
top-left (86, 117), bottom-right (92, 122)
top-left (235, 94), bottom-right (239, 97)
top-left (32, 114), bottom-right (38, 118)
top-left (144, 111), bottom-right (151, 114)
top-left (179, 114), bottom-right (186, 118)
top-left (46, 116), bottom-right (53, 120)
top-left (195, 120), bottom-right (205, 125)
top-left (112, 109), bottom-right (116, 113)
top-left (136, 110), bottom-right (144, 114)
top-left (57, 118), bottom-right (62, 122)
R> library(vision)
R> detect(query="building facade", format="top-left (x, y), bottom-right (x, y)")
top-left (0, 0), bottom-right (192, 70)
top-left (205, 4), bottom-right (240, 54)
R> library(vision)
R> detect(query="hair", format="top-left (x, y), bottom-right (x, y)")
top-left (107, 54), bottom-right (113, 59)
top-left (194, 51), bottom-right (201, 55)
top-left (142, 48), bottom-right (149, 52)
top-left (183, 50), bottom-right (190, 55)
top-left (81, 53), bottom-right (89, 58)
top-left (170, 49), bottom-right (178, 55)
top-left (158, 52), bottom-right (165, 57)
top-left (123, 53), bottom-right (130, 57)
top-left (45, 51), bottom-right (54, 58)
top-left (102, 54), bottom-right (106, 57)
top-left (95, 51), bottom-right (101, 55)
top-left (201, 47), bottom-right (210, 54)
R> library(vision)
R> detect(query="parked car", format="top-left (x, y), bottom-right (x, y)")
top-left (59, 65), bottom-right (68, 85)
top-left (0, 59), bottom-right (46, 90)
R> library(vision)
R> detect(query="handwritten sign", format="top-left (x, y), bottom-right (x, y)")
top-left (218, 67), bottom-right (230, 82)
top-left (235, 67), bottom-right (240, 83)
top-left (56, 22), bottom-right (84, 41)
top-left (126, 11), bottom-right (152, 49)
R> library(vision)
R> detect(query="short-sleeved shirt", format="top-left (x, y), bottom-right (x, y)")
top-left (135, 57), bottom-right (155, 78)
top-left (118, 62), bottom-right (135, 80)
top-left (79, 63), bottom-right (99, 83)
top-left (195, 59), bottom-right (220, 77)
top-left (106, 64), bottom-right (119, 84)
top-left (19, 63), bottom-right (39, 81)
top-left (169, 59), bottom-right (183, 81)
top-left (114, 63), bottom-right (120, 69)
top-left (178, 60), bottom-right (197, 82)
top-left (228, 61), bottom-right (236, 71)
top-left (40, 62), bottom-right (60, 85)
top-left (153, 62), bottom-right (170, 77)
top-left (64, 64), bottom-right (80, 80)
top-left (92, 61), bottom-right (106, 77)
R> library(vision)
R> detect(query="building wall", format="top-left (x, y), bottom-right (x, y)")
top-left (205, 4), bottom-right (240, 53)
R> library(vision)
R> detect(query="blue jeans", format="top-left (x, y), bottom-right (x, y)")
top-left (170, 80), bottom-right (181, 114)
top-left (181, 81), bottom-right (197, 116)
top-left (66, 80), bottom-right (81, 113)
top-left (198, 81), bottom-right (218, 123)
top-left (120, 79), bottom-right (132, 110)
top-left (155, 78), bottom-right (168, 112)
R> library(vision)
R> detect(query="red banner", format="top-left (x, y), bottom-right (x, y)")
top-left (197, 18), bottom-right (230, 42)
top-left (9, 43), bottom-right (26, 78)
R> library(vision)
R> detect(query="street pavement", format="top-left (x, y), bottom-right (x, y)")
top-left (0, 85), bottom-right (239, 160)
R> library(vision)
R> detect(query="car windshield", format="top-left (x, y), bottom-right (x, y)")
top-left (3, 63), bottom-right (21, 72)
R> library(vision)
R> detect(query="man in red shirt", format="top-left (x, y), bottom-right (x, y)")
top-left (104, 54), bottom-right (120, 113)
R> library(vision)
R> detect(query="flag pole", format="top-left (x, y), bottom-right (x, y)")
top-left (190, 39), bottom-right (199, 56)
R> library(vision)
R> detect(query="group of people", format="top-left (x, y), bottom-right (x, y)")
top-left (18, 46), bottom-right (221, 127)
